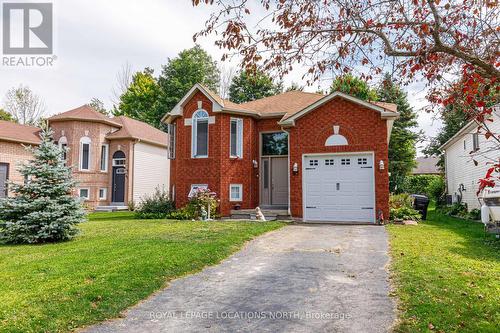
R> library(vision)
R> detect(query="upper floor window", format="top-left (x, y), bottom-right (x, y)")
top-left (230, 118), bottom-right (243, 158)
top-left (192, 110), bottom-right (209, 158)
top-left (100, 144), bottom-right (109, 172)
top-left (472, 133), bottom-right (480, 151)
top-left (79, 137), bottom-right (91, 171)
top-left (58, 136), bottom-right (68, 165)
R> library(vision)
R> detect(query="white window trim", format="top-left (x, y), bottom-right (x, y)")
top-left (99, 187), bottom-right (107, 200)
top-left (168, 124), bottom-right (176, 159)
top-left (188, 184), bottom-right (208, 198)
top-left (79, 137), bottom-right (91, 171)
top-left (229, 184), bottom-right (243, 202)
top-left (100, 144), bottom-right (109, 172)
top-left (191, 110), bottom-right (209, 158)
top-left (79, 188), bottom-right (90, 200)
top-left (230, 118), bottom-right (244, 158)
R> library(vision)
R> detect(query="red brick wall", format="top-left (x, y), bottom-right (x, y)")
top-left (288, 97), bottom-right (390, 219)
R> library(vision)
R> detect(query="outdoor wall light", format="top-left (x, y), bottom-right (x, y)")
top-left (293, 162), bottom-right (299, 175)
top-left (252, 160), bottom-right (258, 168)
top-left (379, 160), bottom-right (385, 170)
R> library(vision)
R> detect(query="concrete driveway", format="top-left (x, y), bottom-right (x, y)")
top-left (84, 224), bottom-right (395, 333)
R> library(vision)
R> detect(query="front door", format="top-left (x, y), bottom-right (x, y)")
top-left (112, 166), bottom-right (125, 203)
top-left (0, 163), bottom-right (8, 198)
top-left (260, 157), bottom-right (288, 207)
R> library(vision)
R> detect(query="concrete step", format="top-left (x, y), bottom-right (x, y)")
top-left (94, 206), bottom-right (129, 212)
top-left (230, 209), bottom-right (292, 221)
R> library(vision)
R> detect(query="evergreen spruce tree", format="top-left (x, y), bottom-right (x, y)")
top-left (0, 126), bottom-right (85, 243)
top-left (377, 74), bottom-right (421, 192)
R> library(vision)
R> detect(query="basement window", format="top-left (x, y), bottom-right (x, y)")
top-left (230, 184), bottom-right (243, 202)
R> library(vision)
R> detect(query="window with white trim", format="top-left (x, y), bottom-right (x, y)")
top-left (192, 110), bottom-right (209, 158)
top-left (230, 118), bottom-right (243, 158)
top-left (100, 144), bottom-right (108, 172)
top-left (309, 159), bottom-right (318, 166)
top-left (230, 184), bottom-right (243, 202)
top-left (341, 158), bottom-right (351, 165)
top-left (472, 133), bottom-right (480, 151)
top-left (58, 136), bottom-right (68, 165)
top-left (188, 184), bottom-right (208, 197)
top-left (167, 123), bottom-right (176, 159)
top-left (99, 188), bottom-right (107, 200)
top-left (79, 188), bottom-right (89, 200)
top-left (357, 158), bottom-right (367, 165)
top-left (79, 137), bottom-right (91, 171)
top-left (325, 159), bottom-right (334, 166)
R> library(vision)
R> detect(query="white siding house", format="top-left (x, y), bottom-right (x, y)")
top-left (440, 106), bottom-right (500, 210)
top-left (133, 142), bottom-right (170, 204)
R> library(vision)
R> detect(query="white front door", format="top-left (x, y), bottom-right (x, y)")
top-left (303, 153), bottom-right (375, 222)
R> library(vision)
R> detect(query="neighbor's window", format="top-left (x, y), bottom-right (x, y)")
top-left (99, 188), bottom-right (107, 200)
top-left (58, 136), bottom-right (68, 165)
top-left (79, 188), bottom-right (89, 200)
top-left (472, 133), bottom-right (480, 151)
top-left (261, 132), bottom-right (288, 156)
top-left (188, 184), bottom-right (208, 197)
top-left (100, 144), bottom-right (108, 172)
top-left (192, 110), bottom-right (209, 158)
top-left (230, 118), bottom-right (243, 158)
top-left (79, 137), bottom-right (91, 171)
top-left (230, 184), bottom-right (243, 202)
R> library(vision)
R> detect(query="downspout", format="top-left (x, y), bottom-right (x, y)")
top-left (281, 126), bottom-right (292, 216)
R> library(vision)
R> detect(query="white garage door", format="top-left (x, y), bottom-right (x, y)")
top-left (303, 154), bottom-right (375, 222)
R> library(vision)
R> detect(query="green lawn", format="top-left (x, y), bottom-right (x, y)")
top-left (387, 207), bottom-right (500, 332)
top-left (0, 212), bottom-right (283, 332)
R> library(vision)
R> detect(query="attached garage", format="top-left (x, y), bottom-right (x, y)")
top-left (303, 153), bottom-right (376, 223)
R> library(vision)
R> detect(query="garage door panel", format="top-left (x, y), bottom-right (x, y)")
top-left (304, 154), bottom-right (375, 223)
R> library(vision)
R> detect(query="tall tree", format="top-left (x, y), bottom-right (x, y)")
top-left (3, 85), bottom-right (46, 125)
top-left (194, 0), bottom-right (500, 190)
top-left (229, 70), bottom-right (282, 103)
top-left (378, 74), bottom-right (420, 192)
top-left (88, 98), bottom-right (108, 116)
top-left (158, 45), bottom-right (219, 116)
top-left (0, 109), bottom-right (14, 122)
top-left (285, 82), bottom-right (304, 92)
top-left (0, 126), bottom-right (85, 244)
top-left (111, 62), bottom-right (133, 105)
top-left (113, 68), bottom-right (162, 128)
top-left (331, 74), bottom-right (378, 100)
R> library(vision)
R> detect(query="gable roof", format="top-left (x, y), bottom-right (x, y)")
top-left (48, 105), bottom-right (122, 127)
top-left (0, 120), bottom-right (41, 145)
top-left (412, 156), bottom-right (440, 175)
top-left (161, 84), bottom-right (399, 125)
top-left (106, 116), bottom-right (168, 148)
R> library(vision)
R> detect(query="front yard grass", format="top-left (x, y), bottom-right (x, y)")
top-left (0, 212), bottom-right (283, 332)
top-left (387, 206), bottom-right (500, 332)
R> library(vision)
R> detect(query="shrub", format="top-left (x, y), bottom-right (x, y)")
top-left (165, 207), bottom-right (194, 220)
top-left (389, 193), bottom-right (421, 221)
top-left (427, 176), bottom-right (446, 203)
top-left (134, 187), bottom-right (174, 219)
top-left (467, 208), bottom-right (481, 221)
top-left (440, 202), bottom-right (468, 218)
top-left (401, 174), bottom-right (446, 202)
top-left (187, 188), bottom-right (219, 219)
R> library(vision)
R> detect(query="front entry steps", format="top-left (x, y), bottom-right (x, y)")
top-left (94, 205), bottom-right (129, 212)
top-left (229, 209), bottom-right (292, 221)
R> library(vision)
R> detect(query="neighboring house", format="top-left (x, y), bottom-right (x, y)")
top-left (162, 84), bottom-right (399, 222)
top-left (0, 106), bottom-right (169, 208)
top-left (440, 106), bottom-right (500, 210)
top-left (411, 156), bottom-right (441, 175)
top-left (0, 121), bottom-right (40, 198)
top-left (48, 106), bottom-right (170, 208)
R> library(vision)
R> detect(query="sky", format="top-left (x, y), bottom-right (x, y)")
top-left (0, 0), bottom-right (441, 154)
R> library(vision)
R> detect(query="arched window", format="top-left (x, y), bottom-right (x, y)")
top-left (58, 136), bottom-right (68, 163)
top-left (79, 136), bottom-right (91, 171)
top-left (112, 150), bottom-right (126, 167)
top-left (192, 110), bottom-right (209, 158)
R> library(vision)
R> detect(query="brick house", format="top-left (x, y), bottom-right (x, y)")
top-left (0, 106), bottom-right (170, 209)
top-left (162, 84), bottom-right (398, 222)
top-left (0, 121), bottom-right (41, 198)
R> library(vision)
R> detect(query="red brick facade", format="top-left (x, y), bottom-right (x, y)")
top-left (0, 141), bottom-right (36, 196)
top-left (170, 91), bottom-right (391, 220)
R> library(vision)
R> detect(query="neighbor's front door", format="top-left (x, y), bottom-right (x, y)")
top-left (112, 166), bottom-right (125, 203)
